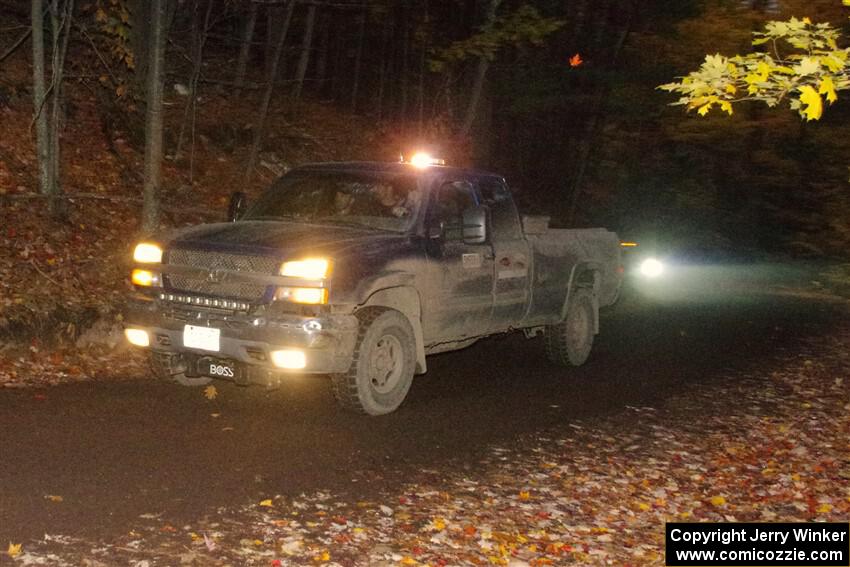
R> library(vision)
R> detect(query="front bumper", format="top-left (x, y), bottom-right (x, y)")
top-left (125, 296), bottom-right (359, 376)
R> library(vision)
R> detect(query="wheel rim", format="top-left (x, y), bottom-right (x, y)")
top-left (568, 303), bottom-right (589, 352)
top-left (368, 333), bottom-right (404, 395)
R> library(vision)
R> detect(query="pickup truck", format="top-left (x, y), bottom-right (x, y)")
top-left (125, 160), bottom-right (623, 415)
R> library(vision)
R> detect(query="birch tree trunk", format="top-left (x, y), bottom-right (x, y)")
top-left (234, 2), bottom-right (258, 93)
top-left (141, 0), bottom-right (167, 233)
top-left (31, 0), bottom-right (51, 200)
top-left (459, 0), bottom-right (501, 138)
top-left (47, 0), bottom-right (73, 216)
top-left (244, 0), bottom-right (295, 183)
top-left (292, 2), bottom-right (316, 100)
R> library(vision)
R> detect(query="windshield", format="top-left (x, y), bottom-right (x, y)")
top-left (245, 170), bottom-right (421, 233)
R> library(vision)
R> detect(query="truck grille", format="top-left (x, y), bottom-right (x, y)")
top-left (166, 248), bottom-right (279, 301)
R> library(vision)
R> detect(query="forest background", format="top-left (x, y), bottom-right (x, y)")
top-left (1, 0), bottom-right (850, 375)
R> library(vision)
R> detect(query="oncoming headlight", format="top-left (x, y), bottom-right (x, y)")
top-left (639, 258), bottom-right (664, 278)
top-left (133, 243), bottom-right (163, 264)
top-left (280, 258), bottom-right (330, 280)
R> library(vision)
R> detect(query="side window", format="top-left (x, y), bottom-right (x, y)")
top-left (478, 178), bottom-right (521, 241)
top-left (434, 181), bottom-right (476, 241)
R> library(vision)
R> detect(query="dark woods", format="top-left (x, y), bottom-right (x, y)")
top-left (6, 0), bottom-right (850, 256)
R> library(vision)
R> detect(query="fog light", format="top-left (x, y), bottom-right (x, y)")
top-left (125, 328), bottom-right (150, 347)
top-left (131, 269), bottom-right (161, 287)
top-left (270, 349), bottom-right (306, 369)
top-left (275, 286), bottom-right (328, 305)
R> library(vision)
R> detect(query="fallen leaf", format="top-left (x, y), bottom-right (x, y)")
top-left (260, 499), bottom-right (274, 507)
top-left (204, 385), bottom-right (218, 400)
top-left (7, 542), bottom-right (22, 558)
top-left (710, 495), bottom-right (727, 507)
top-left (569, 53), bottom-right (583, 67)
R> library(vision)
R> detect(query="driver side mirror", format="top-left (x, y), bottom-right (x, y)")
top-left (462, 205), bottom-right (487, 245)
top-left (227, 191), bottom-right (248, 222)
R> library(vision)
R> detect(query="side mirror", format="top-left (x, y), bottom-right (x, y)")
top-left (462, 205), bottom-right (487, 244)
top-left (227, 191), bottom-right (248, 222)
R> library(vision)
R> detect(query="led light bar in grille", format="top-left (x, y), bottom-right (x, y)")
top-left (159, 293), bottom-right (249, 311)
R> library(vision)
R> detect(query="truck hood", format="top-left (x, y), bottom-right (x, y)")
top-left (164, 220), bottom-right (405, 259)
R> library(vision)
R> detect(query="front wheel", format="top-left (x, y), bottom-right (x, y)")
top-left (330, 308), bottom-right (415, 416)
top-left (544, 288), bottom-right (595, 367)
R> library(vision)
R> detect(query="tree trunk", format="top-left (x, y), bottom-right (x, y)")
top-left (176, 0), bottom-right (214, 161)
top-left (399, 5), bottom-right (409, 120)
top-left (47, 0), bottom-right (73, 216)
top-left (292, 2), bottom-right (316, 100)
top-left (31, 0), bottom-right (51, 199)
top-left (245, 0), bottom-right (295, 183)
top-left (315, 11), bottom-right (329, 96)
top-left (376, 15), bottom-right (390, 120)
top-left (349, 9), bottom-right (365, 111)
top-left (128, 0), bottom-right (149, 88)
top-left (141, 0), bottom-right (167, 233)
top-left (234, 1), bottom-right (258, 93)
top-left (417, 0), bottom-right (428, 135)
top-left (459, 0), bottom-right (501, 138)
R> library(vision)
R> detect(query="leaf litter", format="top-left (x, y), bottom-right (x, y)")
top-left (10, 320), bottom-right (850, 565)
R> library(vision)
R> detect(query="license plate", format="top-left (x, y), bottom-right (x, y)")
top-left (183, 325), bottom-right (220, 352)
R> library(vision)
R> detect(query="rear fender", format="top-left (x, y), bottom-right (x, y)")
top-left (360, 286), bottom-right (427, 374)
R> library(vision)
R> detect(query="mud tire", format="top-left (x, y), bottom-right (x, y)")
top-left (544, 288), bottom-right (595, 367)
top-left (330, 308), bottom-right (415, 416)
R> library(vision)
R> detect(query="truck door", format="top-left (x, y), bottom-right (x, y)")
top-left (476, 177), bottom-right (530, 331)
top-left (423, 180), bottom-right (495, 341)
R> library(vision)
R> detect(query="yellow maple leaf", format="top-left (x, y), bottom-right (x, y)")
top-left (697, 102), bottom-right (713, 116)
top-left (519, 491), bottom-right (531, 501)
top-left (725, 84), bottom-right (737, 95)
top-left (7, 542), bottom-right (22, 558)
top-left (313, 550), bottom-right (330, 562)
top-left (816, 503), bottom-right (833, 514)
top-left (204, 385), bottom-right (217, 400)
top-left (710, 495), bottom-right (727, 507)
top-left (799, 85), bottom-right (823, 120)
top-left (819, 76), bottom-right (838, 104)
top-left (259, 499), bottom-right (274, 507)
top-left (720, 101), bottom-right (734, 115)
top-left (802, 16), bottom-right (812, 24)
top-left (430, 517), bottom-right (447, 531)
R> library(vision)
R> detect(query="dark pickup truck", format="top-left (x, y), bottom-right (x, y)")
top-left (125, 160), bottom-right (623, 415)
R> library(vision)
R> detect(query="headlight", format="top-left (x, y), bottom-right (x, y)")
top-left (133, 243), bottom-right (163, 264)
top-left (639, 258), bottom-right (664, 278)
top-left (280, 258), bottom-right (330, 280)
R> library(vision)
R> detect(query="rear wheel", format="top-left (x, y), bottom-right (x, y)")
top-left (330, 308), bottom-right (415, 416)
top-left (149, 351), bottom-right (212, 387)
top-left (545, 288), bottom-right (595, 367)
